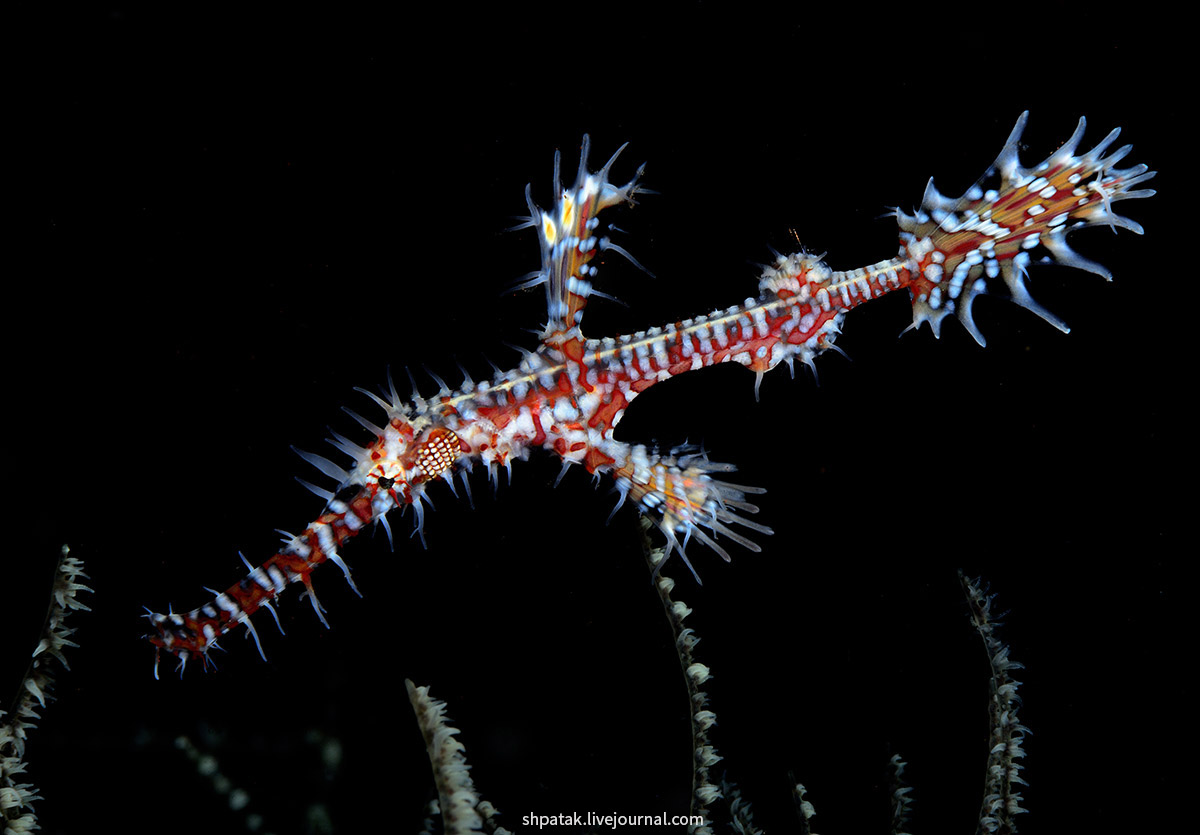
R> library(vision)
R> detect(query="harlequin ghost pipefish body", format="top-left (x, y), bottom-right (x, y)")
top-left (146, 113), bottom-right (1154, 677)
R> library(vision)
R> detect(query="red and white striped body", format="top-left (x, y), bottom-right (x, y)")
top-left (146, 114), bottom-right (1154, 675)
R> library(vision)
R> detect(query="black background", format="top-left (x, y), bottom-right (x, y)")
top-left (6, 5), bottom-right (1186, 833)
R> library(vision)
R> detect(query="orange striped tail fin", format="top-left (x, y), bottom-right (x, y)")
top-left (898, 112), bottom-right (1155, 344)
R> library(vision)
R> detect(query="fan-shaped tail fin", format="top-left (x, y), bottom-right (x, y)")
top-left (898, 112), bottom-right (1155, 343)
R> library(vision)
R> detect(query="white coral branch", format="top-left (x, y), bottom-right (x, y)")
top-left (640, 517), bottom-right (726, 833)
top-left (960, 572), bottom-right (1029, 835)
top-left (406, 680), bottom-right (508, 835)
top-left (2, 546), bottom-right (91, 835)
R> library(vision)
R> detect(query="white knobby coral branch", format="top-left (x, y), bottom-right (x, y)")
top-left (790, 781), bottom-right (817, 835)
top-left (406, 679), bottom-right (508, 835)
top-left (960, 572), bottom-right (1029, 835)
top-left (2, 545), bottom-right (92, 835)
top-left (638, 517), bottom-right (732, 834)
top-left (888, 754), bottom-right (914, 835)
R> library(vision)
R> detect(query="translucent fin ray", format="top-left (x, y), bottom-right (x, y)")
top-left (898, 112), bottom-right (1155, 342)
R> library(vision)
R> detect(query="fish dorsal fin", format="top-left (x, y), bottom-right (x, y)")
top-left (518, 136), bottom-right (646, 340)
